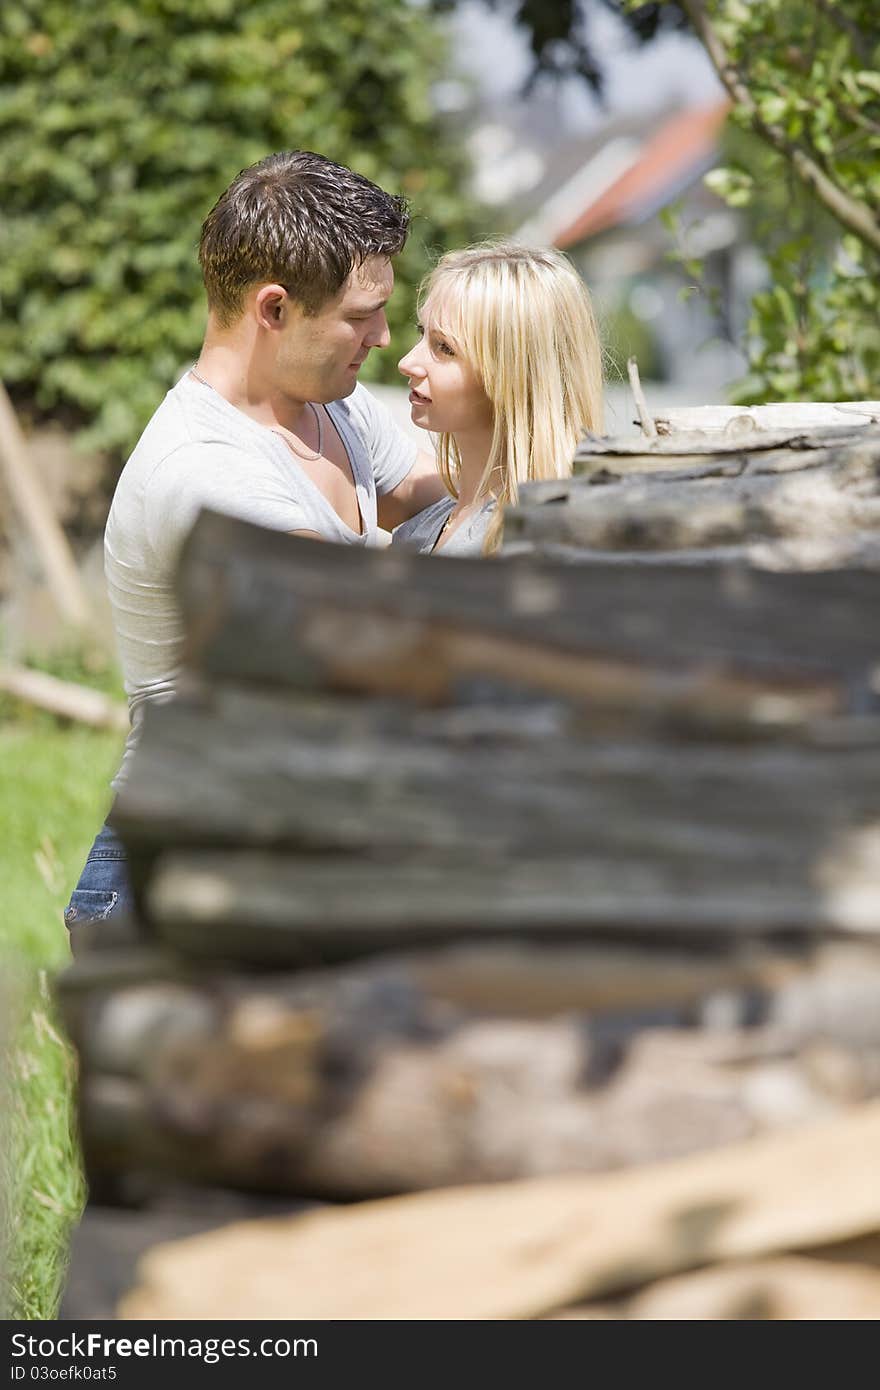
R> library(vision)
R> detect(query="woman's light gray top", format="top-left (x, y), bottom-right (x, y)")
top-left (392, 494), bottom-right (495, 556)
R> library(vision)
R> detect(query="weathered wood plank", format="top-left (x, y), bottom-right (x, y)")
top-left (655, 403), bottom-right (880, 434)
top-left (573, 421), bottom-right (880, 471)
top-left (109, 687), bottom-right (880, 953)
top-left (500, 534), bottom-right (880, 572)
top-left (551, 1256), bottom-right (880, 1319)
top-left (177, 512), bottom-right (880, 704)
top-left (114, 1102), bottom-right (880, 1319)
top-left (506, 433), bottom-right (880, 552)
top-left (144, 845), bottom-right (878, 957)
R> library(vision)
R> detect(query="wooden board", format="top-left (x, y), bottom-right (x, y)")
top-left (176, 512), bottom-right (880, 703)
top-left (109, 686), bottom-right (880, 955)
top-left (507, 430), bottom-right (880, 551)
top-left (115, 1102), bottom-right (880, 1319)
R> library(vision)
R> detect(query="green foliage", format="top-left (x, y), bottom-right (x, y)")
top-left (1, 722), bottom-right (124, 1317)
top-left (0, 0), bottom-right (480, 456)
top-left (651, 0), bottom-right (880, 402)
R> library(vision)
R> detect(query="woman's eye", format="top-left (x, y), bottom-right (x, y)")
top-left (436, 339), bottom-right (455, 357)
top-left (415, 324), bottom-right (425, 338)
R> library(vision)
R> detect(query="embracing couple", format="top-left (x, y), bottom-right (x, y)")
top-left (64, 149), bottom-right (604, 936)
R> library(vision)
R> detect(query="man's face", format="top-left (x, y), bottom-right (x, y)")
top-left (275, 255), bottom-right (394, 403)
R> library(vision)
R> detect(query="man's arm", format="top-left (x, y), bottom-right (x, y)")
top-left (377, 450), bottom-right (447, 531)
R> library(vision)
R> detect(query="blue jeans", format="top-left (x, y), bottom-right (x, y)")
top-left (64, 821), bottom-right (134, 933)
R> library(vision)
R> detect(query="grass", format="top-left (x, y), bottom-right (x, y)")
top-left (1, 713), bottom-right (124, 1318)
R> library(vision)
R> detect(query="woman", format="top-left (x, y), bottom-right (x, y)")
top-left (393, 241), bottom-right (604, 556)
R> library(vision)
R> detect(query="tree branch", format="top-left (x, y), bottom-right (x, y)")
top-left (679, 0), bottom-right (880, 254)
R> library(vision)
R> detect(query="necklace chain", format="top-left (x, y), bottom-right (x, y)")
top-left (189, 367), bottom-right (324, 462)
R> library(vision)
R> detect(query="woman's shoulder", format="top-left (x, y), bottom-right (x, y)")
top-left (391, 494), bottom-right (456, 552)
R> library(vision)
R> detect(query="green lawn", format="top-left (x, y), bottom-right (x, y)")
top-left (1, 718), bottom-right (124, 1318)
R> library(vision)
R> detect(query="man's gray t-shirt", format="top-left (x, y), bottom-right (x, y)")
top-left (391, 494), bottom-right (494, 556)
top-left (105, 372), bottom-right (416, 787)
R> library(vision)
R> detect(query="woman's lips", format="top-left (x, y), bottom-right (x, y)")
top-left (409, 389), bottom-right (431, 404)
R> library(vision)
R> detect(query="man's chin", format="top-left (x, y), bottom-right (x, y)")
top-left (334, 368), bottom-right (362, 400)
top-left (311, 377), bottom-right (357, 404)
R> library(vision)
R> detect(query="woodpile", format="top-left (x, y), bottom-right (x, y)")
top-left (502, 419), bottom-right (880, 570)
top-left (59, 413), bottom-right (880, 1319)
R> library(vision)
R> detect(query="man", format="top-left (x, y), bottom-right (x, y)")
top-left (64, 150), bottom-right (444, 936)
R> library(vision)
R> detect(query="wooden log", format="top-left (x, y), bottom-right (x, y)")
top-left (114, 1102), bottom-right (880, 1319)
top-left (59, 937), bottom-right (802, 1022)
top-left (109, 687), bottom-right (880, 955)
top-left (654, 402), bottom-right (880, 435)
top-left (144, 844), bottom-right (876, 959)
top-left (0, 380), bottom-right (94, 629)
top-left (61, 943), bottom-right (880, 1200)
top-left (577, 420), bottom-right (879, 460)
top-left (573, 422), bottom-right (880, 479)
top-left (505, 430), bottom-right (880, 552)
top-left (176, 512), bottom-right (880, 708)
top-left (0, 664), bottom-right (128, 731)
top-left (500, 533), bottom-right (880, 572)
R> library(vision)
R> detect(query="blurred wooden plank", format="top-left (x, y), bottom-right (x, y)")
top-left (115, 1102), bottom-right (880, 1319)
top-left (574, 421), bottom-right (878, 461)
top-left (0, 380), bottom-right (93, 629)
top-left (144, 847), bottom-right (862, 954)
top-left (0, 664), bottom-right (128, 730)
top-left (177, 512), bottom-right (880, 699)
top-left (550, 1256), bottom-right (880, 1319)
top-left (506, 430), bottom-right (880, 552)
top-left (500, 534), bottom-right (880, 572)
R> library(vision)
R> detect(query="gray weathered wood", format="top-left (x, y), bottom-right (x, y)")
top-left (505, 430), bottom-right (880, 552)
top-left (573, 421), bottom-right (880, 469)
top-left (144, 844), bottom-right (876, 958)
top-left (500, 534), bottom-right (880, 572)
top-left (177, 512), bottom-right (880, 708)
top-left (107, 687), bottom-right (880, 957)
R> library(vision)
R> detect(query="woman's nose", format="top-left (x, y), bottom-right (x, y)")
top-left (398, 344), bottom-right (423, 378)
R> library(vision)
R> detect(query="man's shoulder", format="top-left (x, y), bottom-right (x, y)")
top-left (122, 375), bottom-right (274, 480)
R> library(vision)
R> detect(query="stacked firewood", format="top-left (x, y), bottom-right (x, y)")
top-left (59, 415), bottom-right (880, 1318)
top-left (503, 416), bottom-right (880, 569)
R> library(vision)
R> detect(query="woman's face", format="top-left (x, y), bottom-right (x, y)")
top-left (398, 295), bottom-right (493, 437)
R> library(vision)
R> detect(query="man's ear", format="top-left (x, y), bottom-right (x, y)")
top-left (254, 283), bottom-right (288, 330)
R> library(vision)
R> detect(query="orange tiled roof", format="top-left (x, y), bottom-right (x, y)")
top-left (554, 98), bottom-right (731, 249)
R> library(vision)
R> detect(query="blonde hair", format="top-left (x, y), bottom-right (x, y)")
top-left (421, 241), bottom-right (604, 552)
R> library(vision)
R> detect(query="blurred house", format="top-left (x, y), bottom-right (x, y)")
top-left (464, 93), bottom-right (761, 390)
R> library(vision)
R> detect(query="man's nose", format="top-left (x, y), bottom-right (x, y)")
top-left (365, 310), bottom-right (391, 350)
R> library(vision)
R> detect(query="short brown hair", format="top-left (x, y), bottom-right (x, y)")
top-left (199, 151), bottom-right (410, 323)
